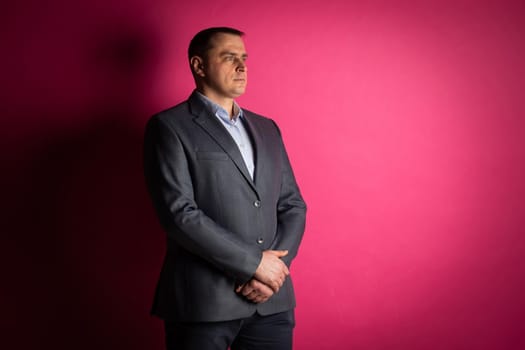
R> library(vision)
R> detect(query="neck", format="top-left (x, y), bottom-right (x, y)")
top-left (197, 88), bottom-right (235, 118)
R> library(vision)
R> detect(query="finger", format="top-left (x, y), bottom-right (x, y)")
top-left (258, 293), bottom-right (270, 303)
top-left (250, 284), bottom-right (273, 301)
top-left (251, 290), bottom-right (269, 303)
top-left (242, 286), bottom-right (255, 296)
top-left (236, 283), bottom-right (245, 293)
top-left (247, 290), bottom-right (260, 302)
top-left (278, 273), bottom-right (286, 287)
top-left (252, 279), bottom-right (273, 294)
top-left (245, 293), bottom-right (256, 301)
top-left (269, 281), bottom-right (280, 293)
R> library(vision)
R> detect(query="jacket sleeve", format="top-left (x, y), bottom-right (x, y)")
top-left (143, 115), bottom-right (262, 283)
top-left (269, 121), bottom-right (307, 267)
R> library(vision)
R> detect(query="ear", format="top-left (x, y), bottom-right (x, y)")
top-left (190, 56), bottom-right (205, 77)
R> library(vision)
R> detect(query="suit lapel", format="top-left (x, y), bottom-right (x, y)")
top-left (241, 112), bottom-right (265, 187)
top-left (189, 93), bottom-right (258, 195)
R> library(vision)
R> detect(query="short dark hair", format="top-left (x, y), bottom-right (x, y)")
top-left (188, 27), bottom-right (244, 61)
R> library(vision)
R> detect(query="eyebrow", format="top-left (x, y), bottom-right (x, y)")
top-left (220, 51), bottom-right (248, 58)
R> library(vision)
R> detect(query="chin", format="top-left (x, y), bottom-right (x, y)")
top-left (232, 88), bottom-right (246, 97)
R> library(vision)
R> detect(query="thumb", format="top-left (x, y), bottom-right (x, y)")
top-left (269, 250), bottom-right (289, 257)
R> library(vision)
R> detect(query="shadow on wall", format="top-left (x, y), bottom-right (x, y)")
top-left (2, 7), bottom-right (166, 350)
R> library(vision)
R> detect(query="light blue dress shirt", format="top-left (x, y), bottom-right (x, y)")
top-left (195, 91), bottom-right (255, 180)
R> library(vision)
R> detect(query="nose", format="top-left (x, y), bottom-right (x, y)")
top-left (235, 58), bottom-right (246, 72)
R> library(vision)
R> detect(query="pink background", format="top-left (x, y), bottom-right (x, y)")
top-left (3, 0), bottom-right (525, 349)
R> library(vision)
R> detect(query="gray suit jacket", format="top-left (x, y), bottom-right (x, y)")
top-left (144, 91), bottom-right (307, 322)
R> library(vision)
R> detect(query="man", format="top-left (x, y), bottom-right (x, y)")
top-left (143, 27), bottom-right (306, 350)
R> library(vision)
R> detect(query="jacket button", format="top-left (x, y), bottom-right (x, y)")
top-left (257, 237), bottom-right (264, 244)
top-left (254, 200), bottom-right (261, 208)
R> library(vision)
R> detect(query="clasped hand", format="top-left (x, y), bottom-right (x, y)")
top-left (236, 250), bottom-right (289, 304)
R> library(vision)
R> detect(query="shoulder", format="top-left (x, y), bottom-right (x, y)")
top-left (243, 108), bottom-right (283, 136)
top-left (149, 100), bottom-right (191, 125)
top-left (145, 98), bottom-right (200, 136)
top-left (242, 108), bottom-right (269, 122)
top-left (144, 99), bottom-right (197, 143)
top-left (243, 108), bottom-right (280, 129)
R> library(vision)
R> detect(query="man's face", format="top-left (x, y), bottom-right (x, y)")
top-left (197, 33), bottom-right (248, 100)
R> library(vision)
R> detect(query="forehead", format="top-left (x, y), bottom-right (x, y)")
top-left (208, 33), bottom-right (246, 54)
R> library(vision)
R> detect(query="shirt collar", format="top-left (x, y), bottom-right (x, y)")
top-left (195, 90), bottom-right (243, 123)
